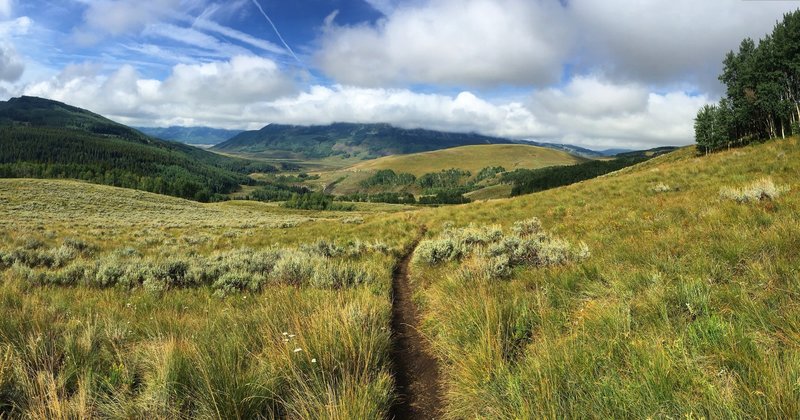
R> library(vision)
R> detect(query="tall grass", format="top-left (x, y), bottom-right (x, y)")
top-left (409, 138), bottom-right (800, 417)
top-left (0, 179), bottom-right (419, 418)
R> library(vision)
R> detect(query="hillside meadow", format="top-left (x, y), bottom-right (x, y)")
top-left (308, 144), bottom-right (584, 197)
top-left (407, 138), bottom-right (800, 417)
top-left (0, 137), bottom-right (799, 417)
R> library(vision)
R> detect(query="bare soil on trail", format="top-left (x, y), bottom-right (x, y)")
top-left (389, 239), bottom-right (444, 419)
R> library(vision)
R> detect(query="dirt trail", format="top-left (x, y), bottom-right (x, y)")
top-left (390, 237), bottom-right (443, 419)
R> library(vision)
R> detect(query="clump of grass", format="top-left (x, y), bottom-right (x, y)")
top-left (719, 177), bottom-right (789, 203)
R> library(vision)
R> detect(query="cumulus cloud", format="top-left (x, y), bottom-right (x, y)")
top-left (23, 56), bottom-right (297, 123)
top-left (18, 57), bottom-right (708, 149)
top-left (529, 76), bottom-right (712, 149)
top-left (317, 0), bottom-right (798, 91)
top-left (0, 43), bottom-right (23, 82)
top-left (316, 0), bottom-right (572, 87)
top-left (255, 86), bottom-right (550, 138)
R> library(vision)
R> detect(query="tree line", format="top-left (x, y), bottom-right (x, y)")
top-left (501, 157), bottom-right (647, 196)
top-left (695, 10), bottom-right (800, 152)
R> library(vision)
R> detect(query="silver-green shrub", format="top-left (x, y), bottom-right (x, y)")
top-left (270, 250), bottom-right (319, 286)
top-left (720, 177), bottom-right (789, 203)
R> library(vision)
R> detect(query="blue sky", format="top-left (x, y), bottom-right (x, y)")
top-left (1, 0), bottom-right (799, 149)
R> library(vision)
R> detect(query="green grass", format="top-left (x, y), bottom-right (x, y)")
top-left (2, 137), bottom-right (800, 417)
top-left (348, 144), bottom-right (586, 176)
top-left (407, 138), bottom-right (800, 417)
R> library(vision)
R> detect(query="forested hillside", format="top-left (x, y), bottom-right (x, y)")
top-left (0, 96), bottom-right (274, 201)
top-left (213, 122), bottom-right (514, 159)
top-left (136, 126), bottom-right (242, 145)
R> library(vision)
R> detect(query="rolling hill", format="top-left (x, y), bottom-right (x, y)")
top-left (212, 122), bottom-right (515, 160)
top-left (347, 144), bottom-right (587, 176)
top-left (0, 96), bottom-right (274, 201)
top-left (135, 126), bottom-right (243, 146)
top-left (306, 144), bottom-right (586, 197)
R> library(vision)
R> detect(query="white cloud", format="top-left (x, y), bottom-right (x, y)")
top-left (17, 59), bottom-right (708, 149)
top-left (142, 23), bottom-right (253, 58)
top-left (78, 0), bottom-right (183, 37)
top-left (191, 17), bottom-right (285, 55)
top-left (23, 56), bottom-right (297, 124)
top-left (316, 0), bottom-right (799, 92)
top-left (569, 0), bottom-right (799, 90)
top-left (0, 15), bottom-right (30, 36)
top-left (0, 0), bottom-right (12, 19)
top-left (0, 42), bottom-right (23, 82)
top-left (316, 0), bottom-right (572, 87)
top-left (253, 86), bottom-right (550, 138)
top-left (529, 76), bottom-right (712, 149)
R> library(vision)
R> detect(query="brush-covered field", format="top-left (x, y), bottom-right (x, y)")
top-left (1, 137), bottom-right (799, 418)
top-left (0, 179), bottom-right (419, 418)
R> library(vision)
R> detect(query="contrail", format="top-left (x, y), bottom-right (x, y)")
top-left (250, 0), bottom-right (303, 66)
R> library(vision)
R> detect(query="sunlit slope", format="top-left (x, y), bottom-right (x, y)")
top-left (347, 144), bottom-right (586, 176)
top-left (408, 138), bottom-right (800, 417)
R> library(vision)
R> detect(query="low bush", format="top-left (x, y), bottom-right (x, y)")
top-left (312, 261), bottom-right (376, 289)
top-left (719, 177), bottom-right (789, 203)
top-left (415, 218), bottom-right (590, 278)
top-left (270, 251), bottom-right (320, 286)
top-left (413, 238), bottom-right (465, 265)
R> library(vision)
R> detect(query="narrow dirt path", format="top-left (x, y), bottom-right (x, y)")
top-left (390, 236), bottom-right (443, 419)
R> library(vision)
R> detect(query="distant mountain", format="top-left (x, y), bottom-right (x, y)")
top-left (213, 123), bottom-right (515, 159)
top-left (0, 96), bottom-right (274, 201)
top-left (136, 126), bottom-right (243, 145)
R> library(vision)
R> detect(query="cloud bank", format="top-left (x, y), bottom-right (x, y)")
top-left (5, 0), bottom-right (798, 149)
top-left (21, 56), bottom-right (708, 149)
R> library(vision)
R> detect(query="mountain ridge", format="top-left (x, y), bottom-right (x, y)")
top-left (213, 122), bottom-right (517, 160)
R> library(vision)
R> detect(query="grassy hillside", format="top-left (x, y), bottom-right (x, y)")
top-left (348, 144), bottom-right (586, 176)
top-left (407, 137), bottom-right (800, 417)
top-left (0, 96), bottom-right (274, 201)
top-left (307, 144), bottom-right (585, 197)
top-left (213, 122), bottom-right (514, 160)
top-left (1, 136), bottom-right (799, 417)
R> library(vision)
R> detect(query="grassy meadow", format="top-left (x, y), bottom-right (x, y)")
top-left (0, 179), bottom-right (420, 418)
top-left (1, 137), bottom-right (799, 417)
top-left (407, 137), bottom-right (800, 417)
